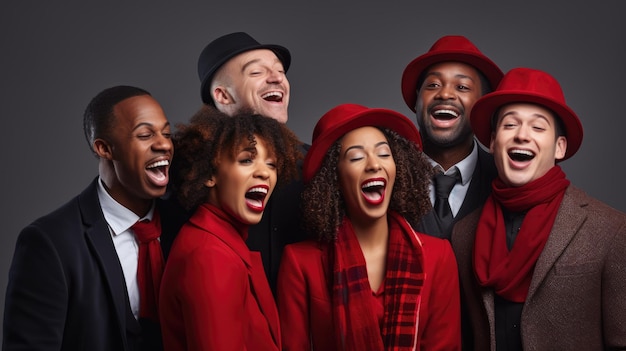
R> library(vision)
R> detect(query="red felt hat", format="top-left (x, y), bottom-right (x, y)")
top-left (303, 103), bottom-right (422, 183)
top-left (401, 35), bottom-right (504, 112)
top-left (470, 67), bottom-right (583, 161)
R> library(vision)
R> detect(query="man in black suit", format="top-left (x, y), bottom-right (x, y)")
top-left (400, 35), bottom-right (504, 240)
top-left (3, 86), bottom-right (174, 350)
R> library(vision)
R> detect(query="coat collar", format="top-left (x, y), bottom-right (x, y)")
top-left (189, 204), bottom-right (252, 266)
top-left (188, 203), bottom-right (281, 347)
top-left (527, 186), bottom-right (586, 299)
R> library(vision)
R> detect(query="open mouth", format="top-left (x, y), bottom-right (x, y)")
top-left (431, 107), bottom-right (460, 121)
top-left (261, 91), bottom-right (283, 103)
top-left (245, 185), bottom-right (269, 211)
top-left (146, 159), bottom-right (169, 186)
top-left (361, 178), bottom-right (386, 205)
top-left (508, 149), bottom-right (535, 162)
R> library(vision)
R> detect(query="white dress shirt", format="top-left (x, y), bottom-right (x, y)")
top-left (97, 177), bottom-right (155, 319)
top-left (426, 141), bottom-right (479, 217)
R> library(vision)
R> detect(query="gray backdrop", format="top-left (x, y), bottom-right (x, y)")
top-left (1, 1), bottom-right (624, 337)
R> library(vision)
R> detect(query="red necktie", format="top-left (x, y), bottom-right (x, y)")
top-left (132, 210), bottom-right (164, 323)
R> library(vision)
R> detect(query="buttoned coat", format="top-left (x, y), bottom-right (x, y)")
top-left (451, 185), bottom-right (626, 350)
top-left (3, 178), bottom-right (167, 351)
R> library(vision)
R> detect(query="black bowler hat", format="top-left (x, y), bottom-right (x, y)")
top-left (197, 32), bottom-right (291, 105)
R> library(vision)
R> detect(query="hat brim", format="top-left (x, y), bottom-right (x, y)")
top-left (303, 108), bottom-right (422, 183)
top-left (471, 91), bottom-right (583, 161)
top-left (401, 51), bottom-right (504, 112)
top-left (200, 44), bottom-right (291, 105)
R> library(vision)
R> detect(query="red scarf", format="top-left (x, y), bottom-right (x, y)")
top-left (473, 166), bottom-right (569, 302)
top-left (331, 211), bottom-right (425, 350)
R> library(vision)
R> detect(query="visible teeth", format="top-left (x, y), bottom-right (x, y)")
top-left (433, 109), bottom-right (459, 117)
top-left (262, 91), bottom-right (283, 99)
top-left (362, 180), bottom-right (384, 189)
top-left (248, 186), bottom-right (268, 194)
top-left (147, 160), bottom-right (169, 169)
top-left (511, 149), bottom-right (534, 156)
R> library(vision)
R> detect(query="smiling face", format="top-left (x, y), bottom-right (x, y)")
top-left (337, 126), bottom-right (396, 225)
top-left (95, 95), bottom-right (173, 215)
top-left (212, 49), bottom-right (290, 123)
top-left (490, 102), bottom-right (567, 187)
top-left (206, 136), bottom-right (277, 225)
top-left (415, 62), bottom-right (483, 149)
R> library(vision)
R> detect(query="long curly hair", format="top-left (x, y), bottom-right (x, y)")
top-left (170, 106), bottom-right (303, 211)
top-left (302, 127), bottom-right (433, 242)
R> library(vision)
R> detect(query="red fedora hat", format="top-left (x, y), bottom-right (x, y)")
top-left (197, 32), bottom-right (291, 105)
top-left (470, 67), bottom-right (583, 161)
top-left (303, 103), bottom-right (422, 183)
top-left (401, 35), bottom-right (504, 112)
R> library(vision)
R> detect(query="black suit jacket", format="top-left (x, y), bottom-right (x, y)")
top-left (416, 145), bottom-right (497, 240)
top-left (3, 178), bottom-right (167, 351)
top-left (415, 145), bottom-right (497, 351)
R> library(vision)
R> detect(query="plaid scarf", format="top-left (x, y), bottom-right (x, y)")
top-left (331, 211), bottom-right (425, 350)
top-left (473, 166), bottom-right (569, 302)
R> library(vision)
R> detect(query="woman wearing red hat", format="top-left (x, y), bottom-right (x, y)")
top-left (277, 103), bottom-right (461, 350)
top-left (158, 108), bottom-right (302, 351)
top-left (452, 68), bottom-right (626, 350)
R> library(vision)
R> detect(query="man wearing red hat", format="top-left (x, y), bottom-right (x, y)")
top-left (452, 67), bottom-right (626, 350)
top-left (162, 32), bottom-right (309, 295)
top-left (401, 35), bottom-right (504, 241)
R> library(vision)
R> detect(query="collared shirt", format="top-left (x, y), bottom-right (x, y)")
top-left (426, 141), bottom-right (479, 217)
top-left (97, 177), bottom-right (155, 319)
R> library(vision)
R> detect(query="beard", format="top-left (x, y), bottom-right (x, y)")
top-left (415, 98), bottom-right (474, 149)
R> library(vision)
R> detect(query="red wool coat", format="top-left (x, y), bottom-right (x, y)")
top-left (277, 231), bottom-right (461, 351)
top-left (159, 204), bottom-right (280, 351)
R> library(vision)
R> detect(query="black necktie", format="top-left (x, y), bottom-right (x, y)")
top-left (434, 171), bottom-right (461, 231)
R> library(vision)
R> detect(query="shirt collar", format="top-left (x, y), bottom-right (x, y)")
top-left (97, 177), bottom-right (155, 236)
top-left (426, 139), bottom-right (479, 186)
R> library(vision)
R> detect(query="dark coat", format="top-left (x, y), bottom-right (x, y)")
top-left (417, 145), bottom-right (497, 240)
top-left (3, 178), bottom-right (171, 351)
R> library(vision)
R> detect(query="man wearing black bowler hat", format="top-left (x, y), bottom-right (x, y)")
top-left (163, 32), bottom-right (308, 294)
top-left (198, 31), bottom-right (291, 124)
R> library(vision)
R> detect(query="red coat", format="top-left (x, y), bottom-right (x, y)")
top-left (277, 232), bottom-right (461, 351)
top-left (159, 204), bottom-right (281, 351)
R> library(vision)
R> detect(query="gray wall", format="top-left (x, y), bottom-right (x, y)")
top-left (1, 1), bottom-right (624, 338)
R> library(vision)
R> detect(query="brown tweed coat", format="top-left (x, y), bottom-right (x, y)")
top-left (451, 185), bottom-right (626, 350)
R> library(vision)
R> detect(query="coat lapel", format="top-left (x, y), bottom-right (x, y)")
top-left (457, 146), bottom-right (497, 220)
top-left (416, 210), bottom-right (446, 239)
top-left (191, 205), bottom-right (281, 348)
top-left (248, 252), bottom-right (281, 347)
top-left (78, 180), bottom-right (132, 345)
top-left (527, 187), bottom-right (586, 300)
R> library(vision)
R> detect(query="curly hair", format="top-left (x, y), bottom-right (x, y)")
top-left (170, 106), bottom-right (303, 211)
top-left (302, 127), bottom-right (433, 242)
